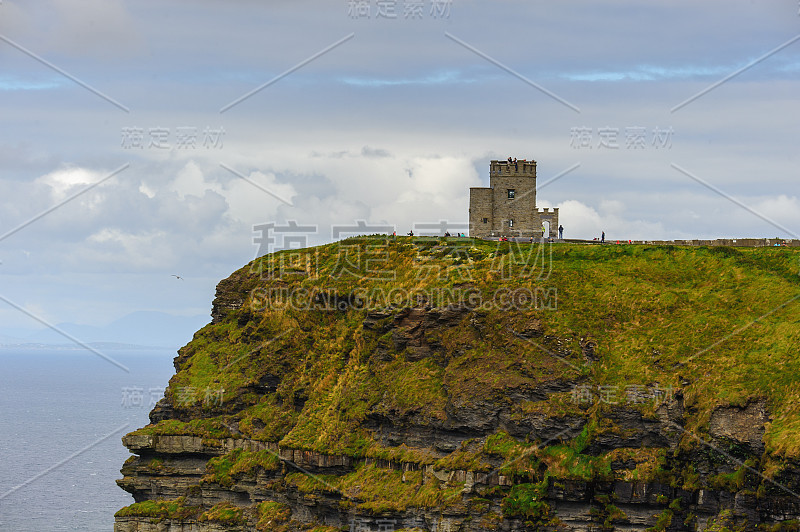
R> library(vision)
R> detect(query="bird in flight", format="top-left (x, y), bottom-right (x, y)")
top-left (171, 274), bottom-right (184, 280)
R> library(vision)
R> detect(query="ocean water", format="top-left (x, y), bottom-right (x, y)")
top-left (0, 349), bottom-right (177, 531)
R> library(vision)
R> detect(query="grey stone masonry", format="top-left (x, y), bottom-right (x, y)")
top-left (469, 159), bottom-right (559, 239)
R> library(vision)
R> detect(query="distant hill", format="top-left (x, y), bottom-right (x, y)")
top-left (21, 311), bottom-right (209, 349)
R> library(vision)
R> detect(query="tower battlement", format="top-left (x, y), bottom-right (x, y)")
top-left (490, 159), bottom-right (537, 176)
top-left (469, 158), bottom-right (558, 239)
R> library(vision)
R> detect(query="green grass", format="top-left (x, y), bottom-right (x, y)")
top-left (203, 448), bottom-right (281, 487)
top-left (501, 480), bottom-right (551, 522)
top-left (279, 461), bottom-right (466, 513)
top-left (115, 497), bottom-right (199, 521)
top-left (199, 502), bottom-right (246, 525)
top-left (128, 418), bottom-right (233, 440)
top-left (256, 501), bottom-right (292, 531)
top-left (707, 463), bottom-right (751, 492)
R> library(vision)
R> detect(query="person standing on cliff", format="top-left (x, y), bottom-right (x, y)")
top-left (558, 225), bottom-right (564, 239)
top-left (601, 231), bottom-right (605, 243)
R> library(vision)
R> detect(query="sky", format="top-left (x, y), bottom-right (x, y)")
top-left (0, 0), bottom-right (798, 337)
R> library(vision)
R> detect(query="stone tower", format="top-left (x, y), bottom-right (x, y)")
top-left (469, 159), bottom-right (559, 239)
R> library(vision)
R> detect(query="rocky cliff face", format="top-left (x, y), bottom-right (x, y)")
top-left (115, 239), bottom-right (800, 531)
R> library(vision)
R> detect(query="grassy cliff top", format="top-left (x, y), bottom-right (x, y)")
top-left (140, 237), bottom-right (800, 459)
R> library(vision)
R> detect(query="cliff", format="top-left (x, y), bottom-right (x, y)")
top-left (115, 238), bottom-right (800, 531)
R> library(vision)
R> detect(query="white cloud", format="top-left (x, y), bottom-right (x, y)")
top-left (751, 195), bottom-right (800, 237)
top-left (171, 161), bottom-right (209, 200)
top-left (554, 199), bottom-right (671, 241)
top-left (139, 183), bottom-right (156, 198)
top-left (39, 166), bottom-right (104, 196)
top-left (219, 170), bottom-right (297, 222)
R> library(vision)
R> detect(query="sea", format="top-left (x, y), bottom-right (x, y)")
top-left (0, 348), bottom-right (177, 531)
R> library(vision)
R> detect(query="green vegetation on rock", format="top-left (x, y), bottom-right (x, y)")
top-left (116, 238), bottom-right (800, 531)
top-left (115, 497), bottom-right (199, 521)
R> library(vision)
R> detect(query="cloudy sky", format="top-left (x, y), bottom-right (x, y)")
top-left (0, 0), bottom-right (798, 337)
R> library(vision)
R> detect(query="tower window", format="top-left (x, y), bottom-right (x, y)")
top-left (509, 219), bottom-right (514, 227)
top-left (507, 189), bottom-right (515, 199)
top-left (482, 217), bottom-right (488, 223)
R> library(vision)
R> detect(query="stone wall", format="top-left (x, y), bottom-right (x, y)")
top-left (491, 173), bottom-right (537, 237)
top-left (539, 207), bottom-right (560, 239)
top-left (468, 187), bottom-right (493, 238)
